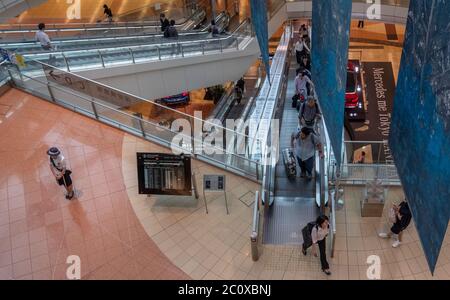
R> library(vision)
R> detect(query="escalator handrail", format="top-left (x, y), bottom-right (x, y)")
top-left (0, 12), bottom-right (227, 48)
top-left (0, 8), bottom-right (207, 33)
top-left (18, 19), bottom-right (251, 56)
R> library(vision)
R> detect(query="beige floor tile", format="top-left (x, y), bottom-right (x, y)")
top-left (201, 254), bottom-right (221, 271)
top-left (190, 264), bottom-right (208, 280)
top-left (347, 237), bottom-right (365, 251)
top-left (181, 259), bottom-right (199, 275)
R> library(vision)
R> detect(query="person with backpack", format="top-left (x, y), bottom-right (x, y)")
top-left (209, 20), bottom-right (220, 36)
top-left (294, 37), bottom-right (310, 64)
top-left (295, 71), bottom-right (314, 105)
top-left (299, 96), bottom-right (321, 128)
top-left (47, 147), bottom-right (74, 200)
top-left (160, 13), bottom-right (170, 32)
top-left (103, 4), bottom-right (113, 23)
top-left (291, 126), bottom-right (323, 179)
top-left (302, 215), bottom-right (331, 275)
top-left (378, 199), bottom-right (412, 247)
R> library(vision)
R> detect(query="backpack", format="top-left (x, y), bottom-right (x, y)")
top-left (301, 222), bottom-right (318, 248)
top-left (164, 28), bottom-right (170, 38)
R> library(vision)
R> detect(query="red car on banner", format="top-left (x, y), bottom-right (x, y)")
top-left (345, 61), bottom-right (361, 109)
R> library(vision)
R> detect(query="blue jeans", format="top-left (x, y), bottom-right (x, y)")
top-left (297, 156), bottom-right (314, 176)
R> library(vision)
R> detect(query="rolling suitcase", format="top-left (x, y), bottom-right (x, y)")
top-left (282, 148), bottom-right (297, 179)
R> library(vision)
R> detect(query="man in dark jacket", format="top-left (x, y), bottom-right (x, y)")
top-left (160, 13), bottom-right (170, 32)
top-left (379, 199), bottom-right (412, 247)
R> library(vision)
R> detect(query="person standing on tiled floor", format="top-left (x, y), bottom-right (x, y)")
top-left (378, 199), bottom-right (412, 247)
top-left (47, 147), bottom-right (75, 200)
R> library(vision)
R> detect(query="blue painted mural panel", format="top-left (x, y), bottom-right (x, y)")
top-left (311, 0), bottom-right (352, 166)
top-left (250, 0), bottom-right (270, 79)
top-left (389, 0), bottom-right (450, 274)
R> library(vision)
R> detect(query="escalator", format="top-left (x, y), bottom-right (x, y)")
top-left (13, 18), bottom-right (251, 80)
top-left (0, 7), bottom-right (208, 43)
top-left (261, 37), bottom-right (323, 246)
top-left (0, 12), bottom-right (230, 55)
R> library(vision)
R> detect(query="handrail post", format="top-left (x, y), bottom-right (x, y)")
top-left (47, 83), bottom-right (56, 103)
top-left (98, 50), bottom-right (105, 68)
top-left (129, 48), bottom-right (135, 64)
top-left (219, 39), bottom-right (223, 52)
top-left (61, 53), bottom-right (70, 72)
top-left (91, 100), bottom-right (99, 119)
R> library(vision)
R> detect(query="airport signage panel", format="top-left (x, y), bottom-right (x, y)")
top-left (137, 153), bottom-right (192, 196)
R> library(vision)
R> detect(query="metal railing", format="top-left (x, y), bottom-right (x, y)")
top-left (15, 19), bottom-right (253, 76)
top-left (340, 163), bottom-right (400, 185)
top-left (4, 59), bottom-right (264, 181)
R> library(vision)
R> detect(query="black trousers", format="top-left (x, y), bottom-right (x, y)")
top-left (302, 238), bottom-right (330, 270)
top-left (317, 239), bottom-right (329, 270)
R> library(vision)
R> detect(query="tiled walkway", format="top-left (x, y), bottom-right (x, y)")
top-left (0, 89), bottom-right (187, 280)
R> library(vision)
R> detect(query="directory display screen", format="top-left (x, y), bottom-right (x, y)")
top-left (137, 153), bottom-right (192, 196)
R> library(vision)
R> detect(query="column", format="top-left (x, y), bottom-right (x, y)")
top-left (311, 0), bottom-right (352, 167)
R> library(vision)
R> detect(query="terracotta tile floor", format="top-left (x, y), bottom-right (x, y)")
top-left (0, 89), bottom-right (189, 280)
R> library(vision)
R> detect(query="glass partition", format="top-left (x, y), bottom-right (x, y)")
top-left (5, 60), bottom-right (263, 181)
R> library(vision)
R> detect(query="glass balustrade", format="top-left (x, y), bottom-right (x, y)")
top-left (4, 59), bottom-right (263, 180)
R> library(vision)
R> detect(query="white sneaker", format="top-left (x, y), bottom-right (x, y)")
top-left (378, 232), bottom-right (389, 238)
top-left (392, 240), bottom-right (401, 248)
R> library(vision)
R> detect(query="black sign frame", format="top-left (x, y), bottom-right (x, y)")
top-left (137, 153), bottom-right (192, 196)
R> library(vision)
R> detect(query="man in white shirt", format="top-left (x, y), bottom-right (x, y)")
top-left (35, 23), bottom-right (53, 51)
top-left (294, 37), bottom-right (310, 64)
top-left (294, 71), bottom-right (314, 104)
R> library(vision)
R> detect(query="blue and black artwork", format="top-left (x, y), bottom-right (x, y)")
top-left (390, 0), bottom-right (450, 274)
top-left (311, 0), bottom-right (352, 166)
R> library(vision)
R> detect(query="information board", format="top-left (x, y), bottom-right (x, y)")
top-left (203, 175), bottom-right (226, 191)
top-left (137, 153), bottom-right (192, 196)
